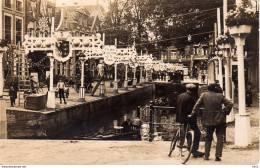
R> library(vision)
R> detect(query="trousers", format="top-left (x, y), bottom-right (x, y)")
top-left (184, 122), bottom-right (201, 153)
top-left (205, 125), bottom-right (225, 158)
top-left (58, 89), bottom-right (66, 103)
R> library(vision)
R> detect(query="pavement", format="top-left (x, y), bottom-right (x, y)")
top-left (0, 81), bottom-right (259, 166)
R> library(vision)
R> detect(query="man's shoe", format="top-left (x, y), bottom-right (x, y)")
top-left (215, 157), bottom-right (221, 161)
top-left (204, 156), bottom-right (209, 160)
top-left (192, 151), bottom-right (205, 158)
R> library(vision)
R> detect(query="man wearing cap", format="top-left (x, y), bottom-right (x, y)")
top-left (191, 83), bottom-right (233, 161)
top-left (176, 83), bottom-right (204, 158)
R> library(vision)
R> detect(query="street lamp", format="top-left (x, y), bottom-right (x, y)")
top-left (79, 53), bottom-right (86, 101)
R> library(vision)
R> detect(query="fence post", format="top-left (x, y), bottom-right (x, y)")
top-left (149, 101), bottom-right (153, 142)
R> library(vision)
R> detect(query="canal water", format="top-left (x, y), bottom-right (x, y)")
top-left (54, 83), bottom-right (186, 140)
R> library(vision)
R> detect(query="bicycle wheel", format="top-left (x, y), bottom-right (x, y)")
top-left (179, 130), bottom-right (194, 164)
top-left (168, 129), bottom-right (180, 157)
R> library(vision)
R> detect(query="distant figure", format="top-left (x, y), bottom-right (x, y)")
top-left (57, 79), bottom-right (66, 104)
top-left (97, 61), bottom-right (105, 77)
top-left (132, 117), bottom-right (142, 131)
top-left (246, 82), bottom-right (252, 107)
top-left (122, 119), bottom-right (132, 133)
top-left (9, 86), bottom-right (17, 107)
top-left (201, 72), bottom-right (206, 83)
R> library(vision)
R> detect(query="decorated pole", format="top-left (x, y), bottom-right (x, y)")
top-left (218, 56), bottom-right (223, 89)
top-left (47, 52), bottom-right (55, 108)
top-left (124, 64), bottom-right (128, 90)
top-left (140, 67), bottom-right (143, 84)
top-left (132, 67), bottom-right (137, 88)
top-left (79, 54), bottom-right (86, 101)
top-left (114, 63), bottom-right (118, 93)
top-left (230, 25), bottom-right (252, 146)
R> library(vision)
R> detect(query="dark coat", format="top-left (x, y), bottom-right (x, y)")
top-left (192, 91), bottom-right (233, 126)
top-left (9, 89), bottom-right (17, 99)
top-left (176, 91), bottom-right (197, 124)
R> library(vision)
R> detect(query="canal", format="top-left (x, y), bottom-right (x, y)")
top-left (53, 83), bottom-right (186, 140)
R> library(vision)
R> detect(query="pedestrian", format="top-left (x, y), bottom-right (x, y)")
top-left (201, 72), bottom-right (206, 83)
top-left (132, 117), bottom-right (142, 131)
top-left (57, 79), bottom-right (66, 104)
top-left (246, 82), bottom-right (252, 107)
top-left (176, 83), bottom-right (204, 158)
top-left (191, 83), bottom-right (233, 161)
top-left (9, 86), bottom-right (17, 107)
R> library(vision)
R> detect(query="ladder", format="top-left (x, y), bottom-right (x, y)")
top-left (17, 56), bottom-right (31, 91)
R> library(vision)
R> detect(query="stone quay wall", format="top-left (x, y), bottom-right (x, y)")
top-left (6, 85), bottom-right (155, 139)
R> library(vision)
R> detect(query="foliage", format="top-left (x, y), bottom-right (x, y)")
top-left (226, 0), bottom-right (258, 27)
top-left (216, 33), bottom-right (234, 45)
top-left (154, 97), bottom-right (169, 106)
top-left (0, 39), bottom-right (8, 47)
top-left (102, 0), bottom-right (236, 53)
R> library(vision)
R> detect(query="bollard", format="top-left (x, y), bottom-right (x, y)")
top-left (149, 101), bottom-right (153, 142)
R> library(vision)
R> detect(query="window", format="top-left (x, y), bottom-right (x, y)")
top-left (170, 51), bottom-right (177, 60)
top-left (5, 0), bottom-right (11, 8)
top-left (16, 0), bottom-right (23, 12)
top-left (5, 15), bottom-right (12, 44)
top-left (202, 47), bottom-right (208, 55)
top-left (194, 47), bottom-right (198, 55)
top-left (16, 18), bottom-right (22, 45)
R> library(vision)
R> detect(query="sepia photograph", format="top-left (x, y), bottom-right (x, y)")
top-left (0, 0), bottom-right (259, 167)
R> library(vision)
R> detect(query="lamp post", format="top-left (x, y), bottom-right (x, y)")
top-left (113, 62), bottom-right (118, 93)
top-left (140, 66), bottom-right (143, 85)
top-left (79, 53), bottom-right (86, 101)
top-left (124, 63), bottom-right (128, 90)
top-left (220, 43), bottom-right (234, 122)
top-left (47, 52), bottom-right (55, 108)
top-left (218, 56), bottom-right (223, 89)
top-left (229, 25), bottom-right (252, 146)
top-left (132, 67), bottom-right (137, 88)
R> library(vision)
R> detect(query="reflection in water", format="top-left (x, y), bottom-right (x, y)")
top-left (54, 94), bottom-right (155, 140)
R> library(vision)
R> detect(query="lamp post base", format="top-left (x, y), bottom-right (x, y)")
top-left (124, 80), bottom-right (128, 90)
top-left (47, 91), bottom-right (56, 108)
top-left (113, 81), bottom-right (118, 94)
top-left (132, 78), bottom-right (137, 88)
top-left (235, 114), bottom-right (251, 146)
top-left (79, 87), bottom-right (85, 101)
top-left (100, 81), bottom-right (106, 97)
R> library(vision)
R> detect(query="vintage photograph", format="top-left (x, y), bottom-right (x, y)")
top-left (0, 0), bottom-right (259, 166)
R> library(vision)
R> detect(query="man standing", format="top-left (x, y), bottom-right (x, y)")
top-left (176, 83), bottom-right (204, 158)
top-left (191, 83), bottom-right (233, 161)
top-left (57, 79), bottom-right (66, 104)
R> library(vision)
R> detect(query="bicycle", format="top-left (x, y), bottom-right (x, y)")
top-left (168, 116), bottom-right (195, 164)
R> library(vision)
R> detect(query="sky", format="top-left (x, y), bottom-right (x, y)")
top-left (55, 0), bottom-right (109, 11)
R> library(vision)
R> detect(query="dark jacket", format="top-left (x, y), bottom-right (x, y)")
top-left (192, 91), bottom-right (233, 126)
top-left (9, 89), bottom-right (17, 99)
top-left (176, 91), bottom-right (197, 124)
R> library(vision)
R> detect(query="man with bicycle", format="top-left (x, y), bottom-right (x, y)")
top-left (191, 83), bottom-right (233, 161)
top-left (176, 83), bottom-right (204, 158)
